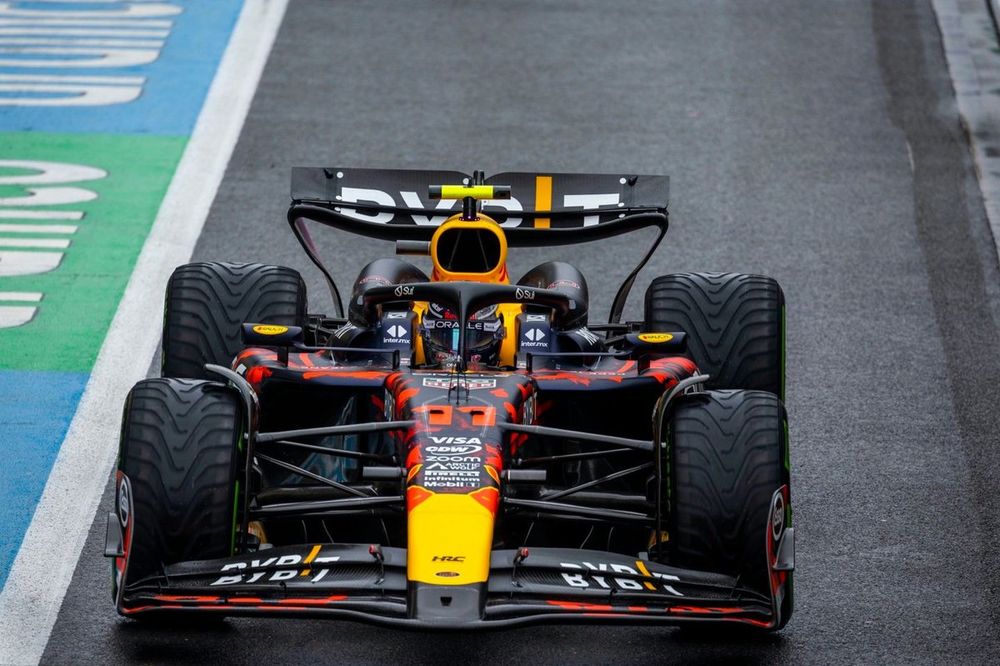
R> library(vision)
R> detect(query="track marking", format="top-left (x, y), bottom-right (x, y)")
top-left (0, 224), bottom-right (78, 234)
top-left (0, 1), bottom-right (289, 663)
top-left (0, 292), bottom-right (42, 302)
top-left (0, 210), bottom-right (83, 220)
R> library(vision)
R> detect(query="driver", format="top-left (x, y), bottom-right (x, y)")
top-left (420, 303), bottom-right (506, 370)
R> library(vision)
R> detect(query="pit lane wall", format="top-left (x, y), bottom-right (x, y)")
top-left (0, 0), bottom-right (244, 590)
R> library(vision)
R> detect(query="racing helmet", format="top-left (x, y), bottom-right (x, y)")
top-left (420, 303), bottom-right (505, 369)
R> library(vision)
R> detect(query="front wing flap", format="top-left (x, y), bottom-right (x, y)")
top-left (118, 544), bottom-right (778, 629)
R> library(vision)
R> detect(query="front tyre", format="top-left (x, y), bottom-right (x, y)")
top-left (114, 378), bottom-right (242, 601)
top-left (665, 389), bottom-right (792, 628)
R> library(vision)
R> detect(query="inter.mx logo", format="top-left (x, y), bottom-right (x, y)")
top-left (386, 325), bottom-right (407, 338)
top-left (524, 328), bottom-right (545, 342)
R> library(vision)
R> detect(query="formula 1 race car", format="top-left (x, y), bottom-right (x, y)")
top-left (105, 168), bottom-right (793, 630)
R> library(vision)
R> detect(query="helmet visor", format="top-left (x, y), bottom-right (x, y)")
top-left (421, 304), bottom-right (503, 367)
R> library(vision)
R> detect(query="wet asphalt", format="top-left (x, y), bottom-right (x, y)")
top-left (41, 1), bottom-right (1000, 663)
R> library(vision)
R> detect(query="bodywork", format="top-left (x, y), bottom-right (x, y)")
top-left (107, 169), bottom-right (794, 629)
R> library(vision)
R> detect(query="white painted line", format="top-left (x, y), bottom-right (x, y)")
top-left (0, 224), bottom-right (78, 234)
top-left (0, 210), bottom-right (83, 220)
top-left (0, 19), bottom-right (174, 28)
top-left (0, 28), bottom-right (170, 38)
top-left (0, 73), bottom-right (143, 84)
top-left (0, 238), bottom-right (70, 248)
top-left (0, 38), bottom-right (166, 48)
top-left (0, 305), bottom-right (36, 328)
top-left (0, 1), bottom-right (289, 663)
top-left (0, 47), bottom-right (161, 70)
top-left (0, 249), bottom-right (62, 277)
top-left (0, 46), bottom-right (158, 54)
top-left (0, 291), bottom-right (42, 302)
top-left (0, 82), bottom-right (141, 106)
top-left (0, 7), bottom-right (180, 20)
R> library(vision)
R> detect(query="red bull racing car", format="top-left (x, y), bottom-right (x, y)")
top-left (105, 168), bottom-right (794, 630)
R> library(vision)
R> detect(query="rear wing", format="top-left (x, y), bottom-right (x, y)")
top-left (289, 167), bottom-right (669, 246)
top-left (287, 168), bottom-right (669, 322)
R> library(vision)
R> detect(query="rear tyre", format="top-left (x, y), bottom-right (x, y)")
top-left (117, 378), bottom-right (241, 589)
top-left (162, 262), bottom-right (307, 379)
top-left (666, 389), bottom-right (791, 626)
top-left (644, 272), bottom-right (784, 398)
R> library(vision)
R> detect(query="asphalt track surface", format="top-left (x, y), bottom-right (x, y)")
top-left (39, 0), bottom-right (1000, 663)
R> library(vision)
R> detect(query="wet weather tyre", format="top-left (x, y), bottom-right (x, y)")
top-left (117, 378), bottom-right (241, 588)
top-left (644, 272), bottom-right (784, 398)
top-left (162, 262), bottom-right (307, 379)
top-left (666, 390), bottom-right (789, 604)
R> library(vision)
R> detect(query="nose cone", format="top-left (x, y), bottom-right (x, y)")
top-left (406, 490), bottom-right (497, 585)
top-left (391, 371), bottom-right (535, 617)
top-left (404, 430), bottom-right (502, 588)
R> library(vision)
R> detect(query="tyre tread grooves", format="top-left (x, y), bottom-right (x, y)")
top-left (119, 378), bottom-right (240, 584)
top-left (668, 390), bottom-right (787, 591)
top-left (644, 272), bottom-right (784, 396)
top-left (162, 262), bottom-right (307, 379)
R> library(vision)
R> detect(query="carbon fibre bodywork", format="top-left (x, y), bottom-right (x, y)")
top-left (108, 169), bottom-right (793, 630)
top-left (111, 345), bottom-right (792, 629)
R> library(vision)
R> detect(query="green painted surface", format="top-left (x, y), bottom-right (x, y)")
top-left (0, 132), bottom-right (186, 372)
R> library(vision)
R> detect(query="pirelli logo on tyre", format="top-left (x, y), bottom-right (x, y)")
top-left (638, 333), bottom-right (673, 343)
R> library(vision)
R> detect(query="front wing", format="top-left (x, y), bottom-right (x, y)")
top-left (117, 543), bottom-right (789, 629)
